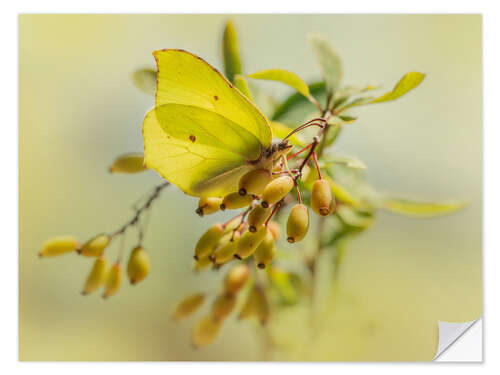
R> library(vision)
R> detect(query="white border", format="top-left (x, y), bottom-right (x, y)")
top-left (4, 1), bottom-right (498, 373)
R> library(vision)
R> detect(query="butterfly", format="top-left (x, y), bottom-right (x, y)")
top-left (142, 49), bottom-right (292, 198)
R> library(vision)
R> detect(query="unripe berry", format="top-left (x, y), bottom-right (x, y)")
top-left (211, 232), bottom-right (240, 265)
top-left (194, 223), bottom-right (224, 259)
top-left (82, 256), bottom-right (108, 295)
top-left (224, 264), bottom-right (250, 295)
top-left (211, 293), bottom-right (237, 322)
top-left (127, 246), bottom-right (150, 285)
top-left (196, 197), bottom-right (223, 216)
top-left (102, 262), bottom-right (122, 299)
top-left (247, 205), bottom-right (271, 232)
top-left (234, 226), bottom-right (268, 260)
top-left (172, 293), bottom-right (205, 321)
top-left (311, 179), bottom-right (334, 216)
top-left (253, 229), bottom-right (276, 269)
top-left (267, 221), bottom-right (281, 240)
top-left (39, 236), bottom-right (79, 257)
top-left (286, 204), bottom-right (310, 243)
top-left (261, 175), bottom-right (294, 208)
top-left (238, 168), bottom-right (272, 196)
top-left (109, 153), bottom-right (146, 174)
top-left (78, 233), bottom-right (111, 257)
top-left (220, 192), bottom-right (253, 210)
top-left (191, 315), bottom-right (222, 348)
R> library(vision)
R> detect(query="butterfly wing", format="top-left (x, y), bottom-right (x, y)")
top-left (143, 49), bottom-right (273, 197)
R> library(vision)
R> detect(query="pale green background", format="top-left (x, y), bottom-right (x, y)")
top-left (19, 14), bottom-right (482, 361)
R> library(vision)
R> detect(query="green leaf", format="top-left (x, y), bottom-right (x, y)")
top-left (268, 268), bottom-right (302, 305)
top-left (370, 72), bottom-right (425, 104)
top-left (233, 74), bottom-right (254, 101)
top-left (248, 68), bottom-right (311, 98)
top-left (132, 68), bottom-right (156, 95)
top-left (222, 21), bottom-right (242, 82)
top-left (322, 155), bottom-right (366, 170)
top-left (336, 206), bottom-right (374, 228)
top-left (271, 81), bottom-right (325, 121)
top-left (324, 124), bottom-right (341, 146)
top-left (381, 198), bottom-right (466, 217)
top-left (308, 33), bottom-right (342, 94)
top-left (337, 96), bottom-right (374, 111)
top-left (270, 121), bottom-right (305, 146)
top-left (338, 115), bottom-right (357, 124)
top-left (326, 176), bottom-right (361, 206)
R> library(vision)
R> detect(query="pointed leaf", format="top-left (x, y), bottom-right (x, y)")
top-left (249, 68), bottom-right (311, 98)
top-left (234, 74), bottom-right (254, 101)
top-left (371, 72), bottom-right (425, 103)
top-left (308, 33), bottom-right (342, 94)
top-left (132, 68), bottom-right (156, 95)
top-left (222, 21), bottom-right (242, 83)
top-left (381, 198), bottom-right (466, 217)
top-left (272, 81), bottom-right (325, 120)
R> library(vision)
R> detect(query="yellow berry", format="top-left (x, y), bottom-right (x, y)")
top-left (194, 254), bottom-right (213, 272)
top-left (82, 256), bottom-right (108, 295)
top-left (211, 293), bottom-right (237, 322)
top-left (194, 223), bottom-right (224, 259)
top-left (224, 264), bottom-right (250, 295)
top-left (196, 197), bottom-right (223, 216)
top-left (253, 229), bottom-right (276, 269)
top-left (102, 262), bottom-right (122, 299)
top-left (254, 287), bottom-right (270, 325)
top-left (109, 153), bottom-right (146, 174)
top-left (239, 286), bottom-right (270, 325)
top-left (191, 315), bottom-right (222, 348)
top-left (211, 232), bottom-right (240, 265)
top-left (261, 175), bottom-right (294, 208)
top-left (286, 204), bottom-right (310, 243)
top-left (78, 233), bottom-right (111, 257)
top-left (220, 192), bottom-right (253, 211)
top-left (235, 226), bottom-right (268, 260)
top-left (247, 205), bottom-right (271, 232)
top-left (127, 246), bottom-right (150, 285)
top-left (39, 236), bottom-right (79, 257)
top-left (311, 179), bottom-right (334, 216)
top-left (238, 168), bottom-right (272, 196)
top-left (172, 293), bottom-right (205, 321)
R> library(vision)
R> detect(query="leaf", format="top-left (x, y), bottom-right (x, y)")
top-left (338, 115), bottom-right (357, 124)
top-left (268, 268), bottom-right (302, 305)
top-left (371, 72), bottom-right (425, 104)
top-left (248, 68), bottom-right (311, 98)
top-left (381, 198), bottom-right (466, 217)
top-left (308, 33), bottom-right (342, 94)
top-left (270, 121), bottom-right (306, 146)
top-left (336, 206), bottom-right (374, 228)
top-left (234, 74), bottom-right (254, 101)
top-left (132, 68), bottom-right (156, 95)
top-left (222, 21), bottom-right (242, 83)
top-left (337, 96), bottom-right (374, 111)
top-left (271, 81), bottom-right (325, 121)
top-left (325, 176), bottom-right (361, 206)
top-left (322, 155), bottom-right (366, 170)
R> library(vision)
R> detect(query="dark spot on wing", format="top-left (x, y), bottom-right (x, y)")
top-left (189, 135), bottom-right (196, 143)
top-left (214, 95), bottom-right (219, 101)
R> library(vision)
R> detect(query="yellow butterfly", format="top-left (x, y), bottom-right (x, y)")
top-left (142, 49), bottom-right (292, 198)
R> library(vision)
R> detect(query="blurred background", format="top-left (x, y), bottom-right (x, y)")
top-left (19, 14), bottom-right (481, 361)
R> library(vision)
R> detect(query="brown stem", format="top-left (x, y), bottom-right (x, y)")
top-left (110, 181), bottom-right (169, 238)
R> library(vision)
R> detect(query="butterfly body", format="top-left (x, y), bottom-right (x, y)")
top-left (142, 49), bottom-right (291, 198)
